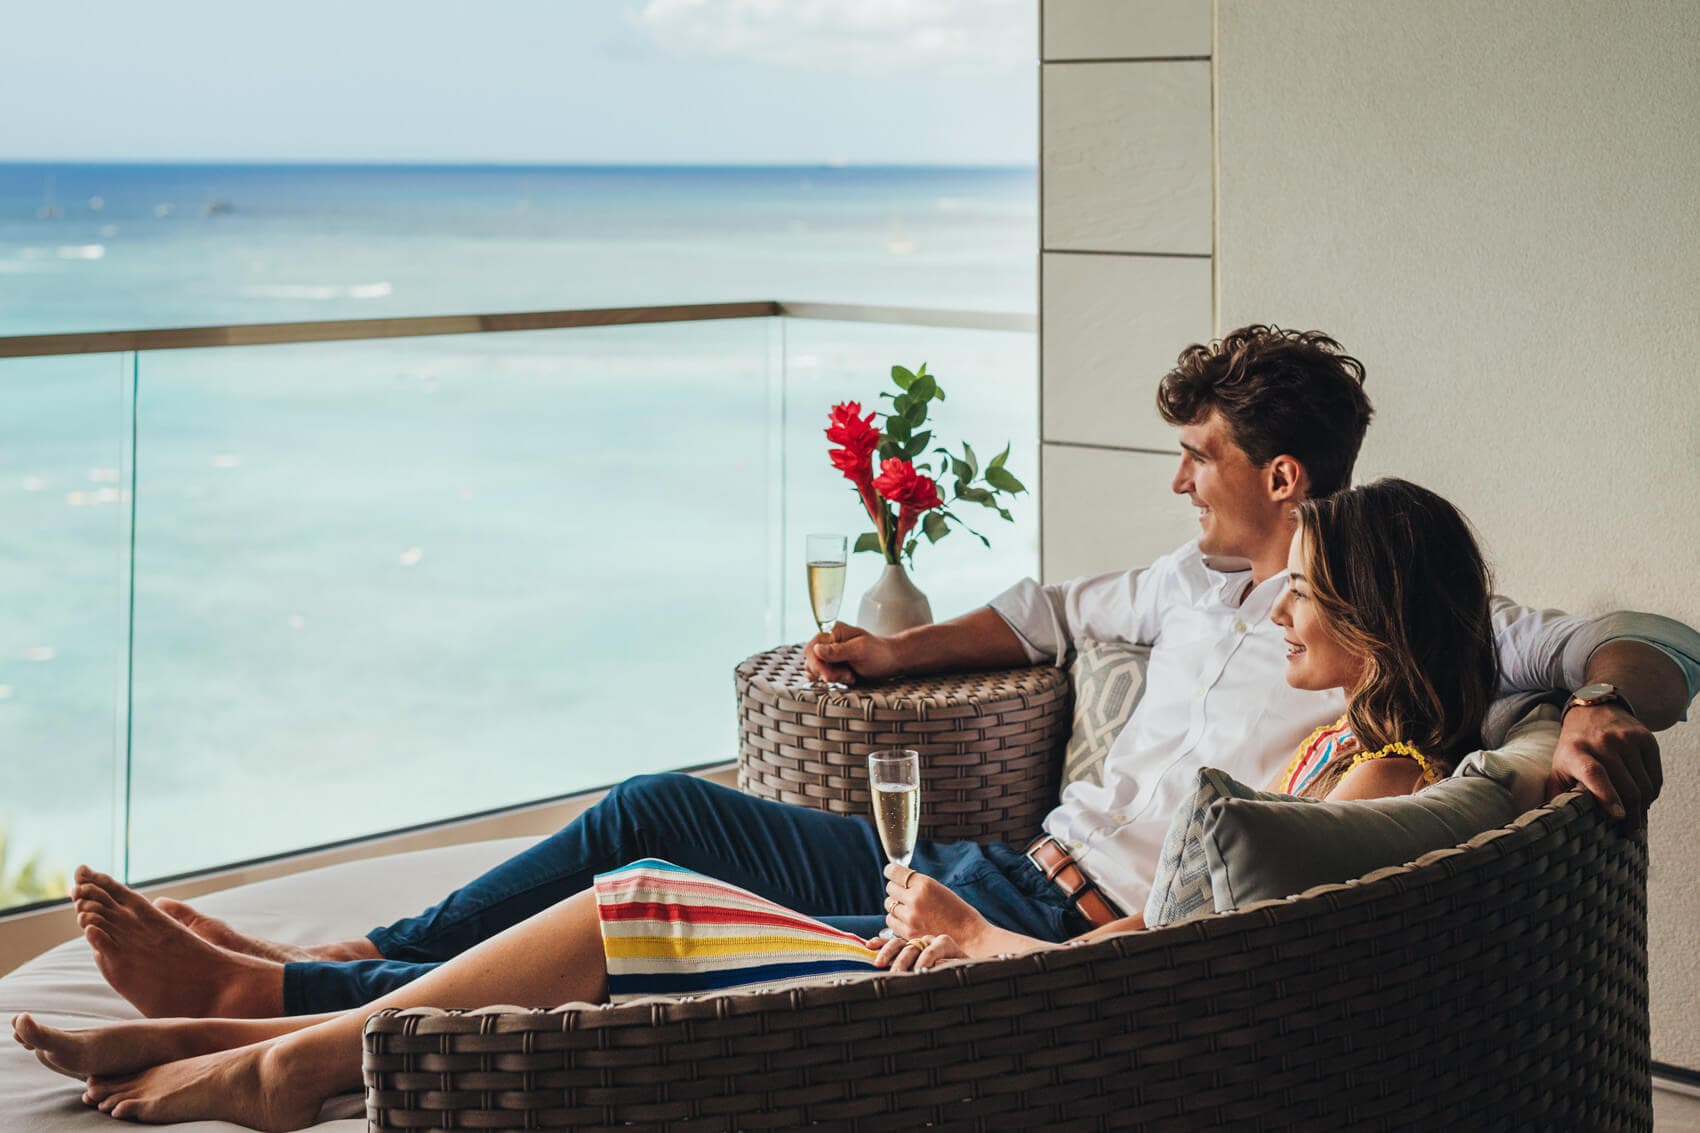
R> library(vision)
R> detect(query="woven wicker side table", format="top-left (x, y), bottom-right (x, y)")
top-left (735, 643), bottom-right (1071, 845)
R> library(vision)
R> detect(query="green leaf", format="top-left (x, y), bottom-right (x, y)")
top-left (902, 433), bottom-right (931, 459)
top-left (891, 365), bottom-right (917, 390)
top-left (922, 511), bottom-right (950, 544)
top-left (909, 374), bottom-right (937, 404)
top-left (879, 440), bottom-right (903, 462)
top-left (989, 444), bottom-right (1010, 470)
top-left (956, 485), bottom-right (994, 504)
top-left (963, 442), bottom-right (979, 480)
top-left (996, 507), bottom-right (1013, 522)
top-left (950, 458), bottom-right (971, 483)
top-left (986, 466), bottom-right (1026, 494)
top-left (854, 532), bottom-right (884, 555)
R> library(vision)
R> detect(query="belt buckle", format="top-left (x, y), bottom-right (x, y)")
top-left (1025, 835), bottom-right (1067, 879)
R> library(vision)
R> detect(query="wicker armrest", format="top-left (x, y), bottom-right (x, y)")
top-left (364, 792), bottom-right (1649, 1131)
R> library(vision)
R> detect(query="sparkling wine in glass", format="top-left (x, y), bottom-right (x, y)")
top-left (806, 533), bottom-right (848, 635)
top-left (868, 749), bottom-right (921, 869)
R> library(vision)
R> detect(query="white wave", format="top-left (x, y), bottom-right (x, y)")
top-left (241, 282), bottom-right (393, 301)
top-left (57, 244), bottom-right (106, 260)
top-left (87, 466), bottom-right (120, 483)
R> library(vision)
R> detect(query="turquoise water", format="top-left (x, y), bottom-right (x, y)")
top-left (0, 164), bottom-right (1038, 890)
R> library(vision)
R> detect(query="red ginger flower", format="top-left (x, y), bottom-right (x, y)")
top-left (826, 402), bottom-right (880, 467)
top-left (873, 458), bottom-right (942, 510)
top-left (873, 458), bottom-right (943, 544)
top-left (826, 401), bottom-right (883, 524)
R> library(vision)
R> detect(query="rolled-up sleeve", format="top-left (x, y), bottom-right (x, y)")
top-left (1492, 597), bottom-right (1700, 719)
top-left (987, 551), bottom-right (1176, 667)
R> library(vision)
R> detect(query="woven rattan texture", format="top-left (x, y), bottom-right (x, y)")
top-left (733, 645), bottom-right (1071, 845)
top-left (365, 790), bottom-right (1649, 1132)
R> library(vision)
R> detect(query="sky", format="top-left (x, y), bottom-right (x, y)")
top-left (1, 0), bottom-right (1037, 165)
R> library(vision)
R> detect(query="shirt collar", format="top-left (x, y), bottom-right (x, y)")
top-left (1201, 554), bottom-right (1289, 614)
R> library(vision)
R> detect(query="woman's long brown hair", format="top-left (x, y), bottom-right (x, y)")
top-left (1294, 479), bottom-right (1499, 781)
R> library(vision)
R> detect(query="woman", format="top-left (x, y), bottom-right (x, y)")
top-left (879, 475), bottom-right (1497, 967)
top-left (10, 478), bottom-right (1497, 1128)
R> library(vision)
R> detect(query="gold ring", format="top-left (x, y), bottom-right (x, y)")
top-left (902, 938), bottom-right (924, 951)
top-left (902, 870), bottom-right (914, 890)
top-left (885, 896), bottom-right (898, 913)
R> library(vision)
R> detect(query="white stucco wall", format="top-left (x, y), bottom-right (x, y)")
top-left (1215, 0), bottom-right (1700, 1069)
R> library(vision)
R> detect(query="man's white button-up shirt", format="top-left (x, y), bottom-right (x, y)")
top-left (987, 538), bottom-right (1700, 917)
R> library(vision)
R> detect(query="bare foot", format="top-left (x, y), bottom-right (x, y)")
top-left (12, 1013), bottom-right (80, 1079)
top-left (84, 1041), bottom-right (324, 1132)
top-left (12, 1012), bottom-right (213, 1080)
top-left (72, 865), bottom-right (283, 1018)
top-left (156, 896), bottom-right (382, 963)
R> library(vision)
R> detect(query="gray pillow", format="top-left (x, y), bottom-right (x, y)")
top-left (1063, 640), bottom-right (1149, 789)
top-left (1143, 708), bottom-right (1558, 925)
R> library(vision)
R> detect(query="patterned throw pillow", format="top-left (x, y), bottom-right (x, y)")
top-left (1062, 640), bottom-right (1150, 789)
top-left (1144, 768), bottom-right (1279, 927)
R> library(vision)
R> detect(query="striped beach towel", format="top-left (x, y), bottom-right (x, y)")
top-left (594, 859), bottom-right (882, 1003)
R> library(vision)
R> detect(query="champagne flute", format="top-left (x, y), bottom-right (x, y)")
top-left (806, 533), bottom-right (848, 637)
top-left (868, 749), bottom-right (921, 869)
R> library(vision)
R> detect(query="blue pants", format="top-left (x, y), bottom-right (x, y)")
top-left (283, 772), bottom-right (1087, 1014)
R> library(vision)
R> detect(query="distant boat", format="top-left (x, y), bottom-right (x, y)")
top-left (204, 199), bottom-right (234, 217)
top-left (88, 195), bottom-right (105, 211)
top-left (154, 202), bottom-right (175, 218)
top-left (37, 176), bottom-right (62, 220)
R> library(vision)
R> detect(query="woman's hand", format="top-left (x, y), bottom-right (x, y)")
top-left (872, 932), bottom-right (965, 972)
top-left (883, 863), bottom-right (992, 951)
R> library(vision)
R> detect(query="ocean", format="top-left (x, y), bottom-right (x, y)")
top-left (0, 163), bottom-right (1038, 891)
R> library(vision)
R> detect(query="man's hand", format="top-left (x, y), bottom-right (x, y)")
top-left (882, 863), bottom-right (992, 951)
top-left (1548, 704), bottom-right (1663, 819)
top-left (804, 622), bottom-right (902, 685)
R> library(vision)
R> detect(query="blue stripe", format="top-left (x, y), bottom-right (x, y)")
top-left (598, 857), bottom-right (693, 880)
top-left (607, 958), bottom-right (878, 997)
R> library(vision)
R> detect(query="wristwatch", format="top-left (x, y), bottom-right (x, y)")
top-left (1563, 682), bottom-right (1636, 719)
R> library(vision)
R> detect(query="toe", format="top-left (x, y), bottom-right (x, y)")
top-left (76, 884), bottom-right (118, 909)
top-left (155, 897), bottom-right (192, 922)
top-left (75, 864), bottom-right (95, 884)
top-left (85, 925), bottom-right (116, 951)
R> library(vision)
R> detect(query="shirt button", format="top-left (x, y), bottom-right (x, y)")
top-left (1193, 686), bottom-right (1205, 698)
top-left (1068, 840), bottom-right (1083, 851)
top-left (1113, 813), bottom-right (1127, 823)
top-left (1233, 620), bottom-right (1248, 634)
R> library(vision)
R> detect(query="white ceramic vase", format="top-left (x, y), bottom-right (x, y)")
top-left (856, 562), bottom-right (934, 636)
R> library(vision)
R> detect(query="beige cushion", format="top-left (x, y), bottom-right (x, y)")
top-left (1063, 640), bottom-right (1149, 789)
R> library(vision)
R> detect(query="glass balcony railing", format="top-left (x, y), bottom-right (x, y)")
top-left (0, 301), bottom-right (1036, 910)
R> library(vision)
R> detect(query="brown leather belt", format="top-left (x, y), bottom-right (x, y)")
top-left (1025, 835), bottom-right (1123, 928)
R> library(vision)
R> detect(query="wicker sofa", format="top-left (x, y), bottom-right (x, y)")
top-left (362, 759), bottom-right (1650, 1129)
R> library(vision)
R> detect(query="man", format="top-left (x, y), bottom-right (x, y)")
top-left (70, 325), bottom-right (1700, 1020)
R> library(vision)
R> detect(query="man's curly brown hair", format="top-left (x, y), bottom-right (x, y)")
top-left (1156, 325), bottom-right (1373, 497)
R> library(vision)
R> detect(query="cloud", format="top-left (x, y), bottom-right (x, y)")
top-left (631, 0), bottom-right (1031, 76)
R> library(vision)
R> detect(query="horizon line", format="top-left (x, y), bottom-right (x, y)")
top-left (0, 158), bottom-right (1038, 171)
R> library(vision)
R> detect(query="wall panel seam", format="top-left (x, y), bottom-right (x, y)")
top-left (1043, 440), bottom-right (1182, 458)
top-left (1043, 249), bottom-right (1212, 260)
top-left (1045, 56), bottom-right (1212, 64)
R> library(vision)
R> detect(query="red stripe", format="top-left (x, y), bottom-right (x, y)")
top-left (600, 900), bottom-right (866, 943)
